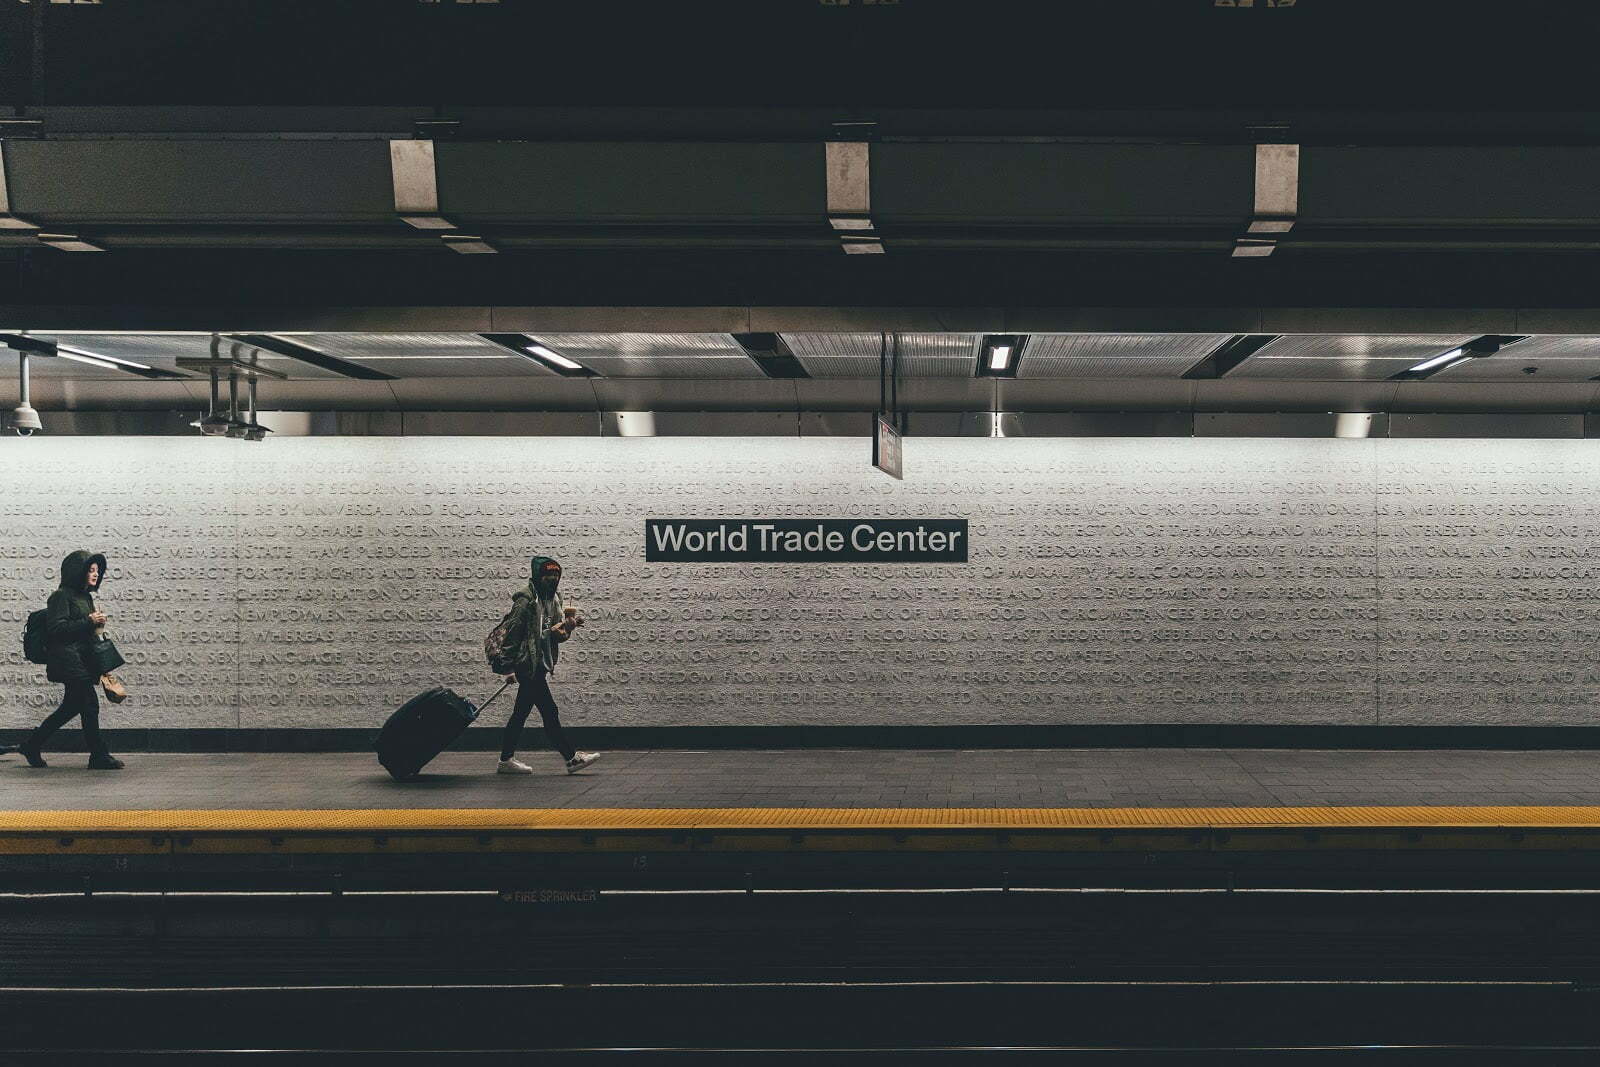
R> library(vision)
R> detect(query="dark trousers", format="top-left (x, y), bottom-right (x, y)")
top-left (503, 664), bottom-right (574, 761)
top-left (28, 681), bottom-right (107, 757)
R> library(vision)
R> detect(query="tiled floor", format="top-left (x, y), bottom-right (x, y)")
top-left (0, 747), bottom-right (1596, 811)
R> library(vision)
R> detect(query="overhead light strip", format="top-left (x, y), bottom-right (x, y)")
top-left (1391, 336), bottom-right (1529, 381)
top-left (1406, 348), bottom-right (1466, 374)
top-left (526, 343), bottom-right (585, 371)
top-left (55, 343), bottom-right (152, 372)
top-left (0, 333), bottom-right (186, 380)
top-left (478, 333), bottom-right (597, 377)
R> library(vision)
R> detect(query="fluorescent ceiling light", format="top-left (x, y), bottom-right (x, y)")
top-left (478, 333), bottom-right (597, 377)
top-left (53, 350), bottom-right (122, 370)
top-left (55, 343), bottom-right (152, 371)
top-left (976, 334), bottom-right (1025, 378)
top-left (1406, 348), bottom-right (1465, 373)
top-left (527, 344), bottom-right (584, 371)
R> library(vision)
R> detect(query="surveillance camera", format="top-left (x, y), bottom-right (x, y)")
top-left (10, 402), bottom-right (41, 436)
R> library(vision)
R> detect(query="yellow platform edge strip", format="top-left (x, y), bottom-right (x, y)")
top-left (2, 805), bottom-right (1600, 834)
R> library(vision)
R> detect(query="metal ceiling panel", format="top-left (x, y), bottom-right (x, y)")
top-left (1479, 336), bottom-right (1600, 360)
top-left (535, 333), bottom-right (763, 378)
top-left (1016, 334), bottom-right (1228, 378)
top-left (345, 358), bottom-right (539, 379)
top-left (1431, 356), bottom-right (1600, 383)
top-left (1252, 335), bottom-right (1478, 361)
top-left (0, 349), bottom-right (127, 381)
top-left (1230, 334), bottom-right (1481, 381)
top-left (783, 333), bottom-right (978, 378)
top-left (286, 333), bottom-right (512, 360)
top-left (1228, 357), bottom-right (1420, 381)
top-left (36, 333), bottom-right (347, 380)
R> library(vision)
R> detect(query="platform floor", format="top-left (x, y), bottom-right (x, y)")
top-left (0, 746), bottom-right (1597, 812)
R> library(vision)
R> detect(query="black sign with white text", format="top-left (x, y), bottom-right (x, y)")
top-left (646, 519), bottom-right (968, 563)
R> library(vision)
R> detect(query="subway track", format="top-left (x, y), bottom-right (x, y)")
top-left (3, 890), bottom-right (1600, 1061)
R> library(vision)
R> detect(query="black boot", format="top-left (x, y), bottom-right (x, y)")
top-left (86, 753), bottom-right (124, 771)
top-left (18, 742), bottom-right (47, 768)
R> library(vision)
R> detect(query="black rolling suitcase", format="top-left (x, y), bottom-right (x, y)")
top-left (377, 682), bottom-right (510, 781)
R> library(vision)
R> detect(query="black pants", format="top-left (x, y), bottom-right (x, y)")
top-left (503, 664), bottom-right (574, 761)
top-left (28, 680), bottom-right (107, 757)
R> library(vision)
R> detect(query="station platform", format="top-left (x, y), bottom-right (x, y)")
top-left (1, 747), bottom-right (1599, 891)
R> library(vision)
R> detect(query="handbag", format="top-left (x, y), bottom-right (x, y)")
top-left (100, 674), bottom-right (128, 704)
top-left (89, 636), bottom-right (126, 674)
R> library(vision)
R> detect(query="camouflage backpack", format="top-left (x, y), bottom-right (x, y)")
top-left (484, 601), bottom-right (525, 674)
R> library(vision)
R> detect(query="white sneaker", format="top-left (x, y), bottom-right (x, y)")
top-left (497, 757), bottom-right (534, 775)
top-left (565, 751), bottom-right (601, 774)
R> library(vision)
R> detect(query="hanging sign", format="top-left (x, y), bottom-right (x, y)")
top-left (646, 519), bottom-right (967, 563)
top-left (872, 414), bottom-right (903, 480)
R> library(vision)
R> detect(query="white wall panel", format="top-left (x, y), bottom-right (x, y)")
top-left (1, 437), bottom-right (1598, 729)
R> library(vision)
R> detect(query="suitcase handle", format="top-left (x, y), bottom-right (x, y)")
top-left (476, 680), bottom-right (512, 716)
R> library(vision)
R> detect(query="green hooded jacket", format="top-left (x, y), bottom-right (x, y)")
top-left (46, 549), bottom-right (107, 684)
top-left (510, 554), bottom-right (565, 675)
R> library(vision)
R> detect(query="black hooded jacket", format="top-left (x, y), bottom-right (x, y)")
top-left (46, 550), bottom-right (106, 684)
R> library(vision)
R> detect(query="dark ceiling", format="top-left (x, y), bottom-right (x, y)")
top-left (1, 0), bottom-right (1597, 115)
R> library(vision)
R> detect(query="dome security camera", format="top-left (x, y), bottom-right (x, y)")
top-left (10, 402), bottom-right (41, 437)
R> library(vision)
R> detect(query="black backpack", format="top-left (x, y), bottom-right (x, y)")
top-left (22, 609), bottom-right (48, 665)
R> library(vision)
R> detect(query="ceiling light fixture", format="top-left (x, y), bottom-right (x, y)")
top-left (54, 344), bottom-right (155, 372)
top-left (1405, 348), bottom-right (1465, 374)
top-left (52, 349), bottom-right (123, 371)
top-left (479, 333), bottom-right (598, 377)
top-left (0, 333), bottom-right (187, 380)
top-left (526, 344), bottom-right (584, 371)
top-left (976, 335), bottom-right (1025, 378)
top-left (1392, 336), bottom-right (1529, 381)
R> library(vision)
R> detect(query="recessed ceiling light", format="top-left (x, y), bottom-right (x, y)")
top-left (976, 335), bottom-right (1025, 378)
top-left (1406, 348), bottom-right (1465, 373)
top-left (478, 334), bottom-right (597, 377)
top-left (527, 344), bottom-right (584, 371)
top-left (55, 343), bottom-right (152, 371)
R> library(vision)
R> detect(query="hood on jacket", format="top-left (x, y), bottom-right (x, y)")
top-left (59, 550), bottom-right (108, 593)
top-left (527, 555), bottom-right (562, 599)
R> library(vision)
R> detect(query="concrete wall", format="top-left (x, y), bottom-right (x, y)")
top-left (0, 436), bottom-right (1596, 730)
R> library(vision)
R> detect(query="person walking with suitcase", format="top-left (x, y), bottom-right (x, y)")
top-left (19, 551), bottom-right (125, 770)
top-left (496, 555), bottom-right (600, 775)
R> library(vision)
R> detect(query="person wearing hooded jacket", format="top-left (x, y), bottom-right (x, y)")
top-left (20, 551), bottom-right (124, 770)
top-left (497, 555), bottom-right (600, 775)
